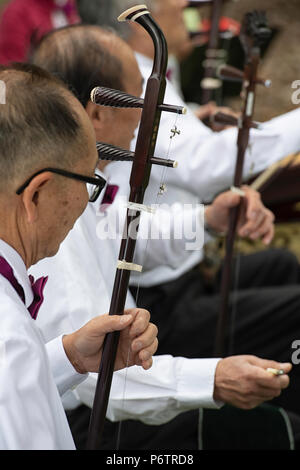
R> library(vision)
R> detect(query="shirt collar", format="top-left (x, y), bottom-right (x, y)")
top-left (95, 167), bottom-right (106, 180)
top-left (0, 239), bottom-right (34, 308)
top-left (95, 168), bottom-right (109, 206)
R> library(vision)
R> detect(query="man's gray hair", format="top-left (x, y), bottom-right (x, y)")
top-left (77, 0), bottom-right (158, 38)
top-left (0, 64), bottom-right (87, 193)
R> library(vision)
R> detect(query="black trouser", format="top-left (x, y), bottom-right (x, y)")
top-left (68, 249), bottom-right (300, 449)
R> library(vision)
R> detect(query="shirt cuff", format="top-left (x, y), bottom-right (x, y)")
top-left (46, 335), bottom-right (88, 397)
top-left (176, 357), bottom-right (224, 409)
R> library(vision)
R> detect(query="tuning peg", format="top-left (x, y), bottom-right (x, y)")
top-left (186, 1), bottom-right (213, 7)
top-left (91, 87), bottom-right (186, 115)
top-left (189, 30), bottom-right (208, 39)
top-left (96, 142), bottom-right (178, 169)
top-left (217, 64), bottom-right (271, 88)
top-left (217, 64), bottom-right (244, 82)
top-left (211, 111), bottom-right (262, 129)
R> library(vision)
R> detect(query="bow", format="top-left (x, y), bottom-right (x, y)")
top-left (214, 10), bottom-right (272, 357)
top-left (86, 4), bottom-right (184, 450)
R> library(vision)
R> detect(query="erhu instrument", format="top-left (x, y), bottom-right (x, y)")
top-left (86, 4), bottom-right (184, 450)
top-left (200, 0), bottom-right (225, 105)
top-left (186, 0), bottom-right (240, 106)
top-left (214, 11), bottom-right (271, 357)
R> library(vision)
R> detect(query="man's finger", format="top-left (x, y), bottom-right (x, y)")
top-left (127, 309), bottom-right (151, 338)
top-left (249, 360), bottom-right (291, 382)
top-left (92, 314), bottom-right (134, 336)
top-left (238, 210), bottom-right (265, 236)
top-left (248, 217), bottom-right (274, 244)
top-left (140, 357), bottom-right (153, 370)
top-left (261, 223), bottom-right (275, 245)
top-left (219, 191), bottom-right (241, 209)
top-left (249, 356), bottom-right (292, 371)
top-left (138, 337), bottom-right (159, 362)
top-left (131, 323), bottom-right (158, 352)
top-left (239, 207), bottom-right (274, 239)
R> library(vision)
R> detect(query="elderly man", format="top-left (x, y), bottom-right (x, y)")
top-left (77, 1), bottom-right (300, 348)
top-left (84, 0), bottom-right (300, 203)
top-left (29, 25), bottom-right (300, 450)
top-left (0, 63), bottom-right (158, 450)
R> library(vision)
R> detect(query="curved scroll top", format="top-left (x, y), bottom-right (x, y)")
top-left (243, 10), bottom-right (271, 43)
top-left (118, 4), bottom-right (150, 23)
top-left (240, 10), bottom-right (271, 53)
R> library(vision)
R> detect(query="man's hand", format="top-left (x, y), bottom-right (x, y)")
top-left (194, 102), bottom-right (219, 122)
top-left (63, 309), bottom-right (158, 374)
top-left (194, 102), bottom-right (240, 131)
top-left (205, 185), bottom-right (275, 245)
top-left (214, 355), bottom-right (291, 409)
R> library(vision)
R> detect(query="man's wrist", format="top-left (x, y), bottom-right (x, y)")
top-left (204, 206), bottom-right (224, 237)
top-left (62, 334), bottom-right (87, 375)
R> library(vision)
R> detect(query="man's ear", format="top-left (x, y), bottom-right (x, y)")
top-left (85, 100), bottom-right (109, 133)
top-left (21, 172), bottom-right (54, 224)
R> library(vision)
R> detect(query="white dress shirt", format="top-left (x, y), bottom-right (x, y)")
top-left (135, 53), bottom-right (300, 203)
top-left (0, 240), bottom-right (86, 450)
top-left (30, 195), bottom-right (221, 425)
top-left (92, 186), bottom-right (208, 287)
top-left (103, 52), bottom-right (300, 286)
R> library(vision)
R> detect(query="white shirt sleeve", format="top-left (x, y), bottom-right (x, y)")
top-left (0, 332), bottom-right (76, 450)
top-left (46, 335), bottom-right (88, 397)
top-left (152, 106), bottom-right (300, 203)
top-left (75, 355), bottom-right (223, 425)
top-left (136, 55), bottom-right (300, 204)
top-left (99, 197), bottom-right (205, 271)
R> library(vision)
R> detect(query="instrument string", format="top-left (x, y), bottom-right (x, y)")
top-left (115, 111), bottom-right (182, 449)
top-left (133, 111), bottom-right (181, 306)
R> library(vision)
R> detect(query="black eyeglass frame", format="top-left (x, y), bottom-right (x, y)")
top-left (16, 167), bottom-right (106, 203)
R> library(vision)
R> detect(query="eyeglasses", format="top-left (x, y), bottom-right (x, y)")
top-left (16, 167), bottom-right (106, 203)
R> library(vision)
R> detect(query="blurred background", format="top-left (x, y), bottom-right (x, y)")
top-left (0, 0), bottom-right (299, 262)
top-left (181, 0), bottom-right (300, 122)
top-left (0, 0), bottom-right (299, 121)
